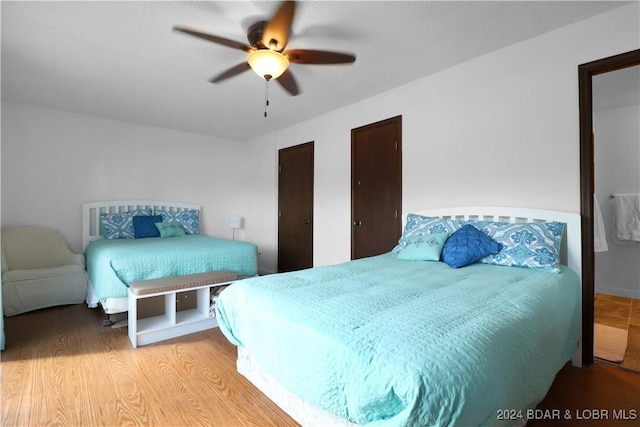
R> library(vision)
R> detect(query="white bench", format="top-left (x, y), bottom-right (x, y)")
top-left (128, 271), bottom-right (238, 348)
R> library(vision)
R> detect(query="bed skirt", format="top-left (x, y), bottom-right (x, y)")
top-left (237, 347), bottom-right (532, 427)
top-left (85, 283), bottom-right (128, 314)
top-left (237, 346), bottom-right (358, 427)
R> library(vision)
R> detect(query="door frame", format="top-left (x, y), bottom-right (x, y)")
top-left (578, 49), bottom-right (640, 366)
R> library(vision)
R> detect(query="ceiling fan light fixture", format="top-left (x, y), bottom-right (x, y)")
top-left (248, 49), bottom-right (289, 80)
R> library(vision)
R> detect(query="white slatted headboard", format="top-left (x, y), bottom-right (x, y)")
top-left (82, 200), bottom-right (201, 250)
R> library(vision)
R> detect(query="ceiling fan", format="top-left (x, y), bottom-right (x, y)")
top-left (173, 0), bottom-right (356, 96)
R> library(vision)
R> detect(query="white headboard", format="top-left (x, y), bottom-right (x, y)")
top-left (406, 206), bottom-right (582, 278)
top-left (82, 200), bottom-right (201, 250)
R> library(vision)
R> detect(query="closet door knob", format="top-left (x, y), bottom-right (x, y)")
top-left (302, 219), bottom-right (311, 225)
top-left (353, 220), bottom-right (362, 226)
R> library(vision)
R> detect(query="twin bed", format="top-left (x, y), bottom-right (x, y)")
top-left (215, 206), bottom-right (583, 427)
top-left (82, 200), bottom-right (258, 315)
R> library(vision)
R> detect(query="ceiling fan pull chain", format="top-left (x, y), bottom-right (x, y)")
top-left (264, 79), bottom-right (270, 118)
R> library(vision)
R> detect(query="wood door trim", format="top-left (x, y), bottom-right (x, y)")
top-left (578, 49), bottom-right (640, 366)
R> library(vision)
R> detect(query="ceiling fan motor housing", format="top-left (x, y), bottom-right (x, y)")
top-left (247, 21), bottom-right (267, 49)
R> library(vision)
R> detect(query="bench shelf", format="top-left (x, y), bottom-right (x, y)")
top-left (128, 271), bottom-right (237, 348)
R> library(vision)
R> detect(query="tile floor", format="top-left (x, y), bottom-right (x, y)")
top-left (594, 293), bottom-right (640, 372)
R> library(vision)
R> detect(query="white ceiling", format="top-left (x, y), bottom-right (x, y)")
top-left (1, 1), bottom-right (631, 141)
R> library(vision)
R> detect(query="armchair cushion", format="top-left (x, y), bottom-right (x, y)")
top-left (3, 264), bottom-right (86, 283)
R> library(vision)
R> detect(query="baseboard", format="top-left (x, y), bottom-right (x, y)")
top-left (595, 288), bottom-right (640, 299)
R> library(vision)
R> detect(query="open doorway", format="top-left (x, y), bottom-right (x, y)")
top-left (579, 49), bottom-right (640, 367)
top-left (591, 65), bottom-right (640, 372)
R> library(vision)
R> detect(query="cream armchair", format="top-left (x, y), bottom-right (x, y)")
top-left (1, 226), bottom-right (87, 316)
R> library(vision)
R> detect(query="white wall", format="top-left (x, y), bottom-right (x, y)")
top-left (2, 5), bottom-right (638, 276)
top-left (236, 134), bottom-right (278, 274)
top-left (594, 103), bottom-right (640, 298)
top-left (1, 102), bottom-right (247, 254)
top-left (244, 4), bottom-right (639, 273)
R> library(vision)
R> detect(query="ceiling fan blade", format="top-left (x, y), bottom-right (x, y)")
top-left (285, 49), bottom-right (356, 65)
top-left (277, 69), bottom-right (300, 96)
top-left (209, 62), bottom-right (251, 83)
top-left (173, 26), bottom-right (253, 52)
top-left (263, 1), bottom-right (296, 52)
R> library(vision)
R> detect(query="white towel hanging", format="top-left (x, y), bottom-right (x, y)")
top-left (614, 193), bottom-right (640, 242)
top-left (593, 194), bottom-right (608, 252)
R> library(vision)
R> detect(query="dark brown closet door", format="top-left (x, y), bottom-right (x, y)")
top-left (278, 142), bottom-right (314, 272)
top-left (351, 116), bottom-right (402, 259)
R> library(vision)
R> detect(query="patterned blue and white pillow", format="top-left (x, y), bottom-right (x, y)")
top-left (393, 214), bottom-right (463, 253)
top-left (155, 209), bottom-right (200, 235)
top-left (101, 209), bottom-right (152, 239)
top-left (471, 221), bottom-right (565, 273)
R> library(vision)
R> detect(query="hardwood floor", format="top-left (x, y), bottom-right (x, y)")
top-left (1, 304), bottom-right (297, 427)
top-left (594, 293), bottom-right (640, 372)
top-left (531, 363), bottom-right (640, 427)
top-left (2, 304), bottom-right (640, 426)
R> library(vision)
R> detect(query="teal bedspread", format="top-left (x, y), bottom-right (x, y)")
top-left (85, 235), bottom-right (257, 301)
top-left (216, 253), bottom-right (580, 427)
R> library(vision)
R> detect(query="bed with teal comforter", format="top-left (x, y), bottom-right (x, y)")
top-left (216, 253), bottom-right (580, 427)
top-left (85, 235), bottom-right (258, 305)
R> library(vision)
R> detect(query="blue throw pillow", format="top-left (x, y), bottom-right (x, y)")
top-left (396, 232), bottom-right (449, 261)
top-left (133, 215), bottom-right (162, 238)
top-left (441, 225), bottom-right (501, 268)
top-left (155, 222), bottom-right (187, 238)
